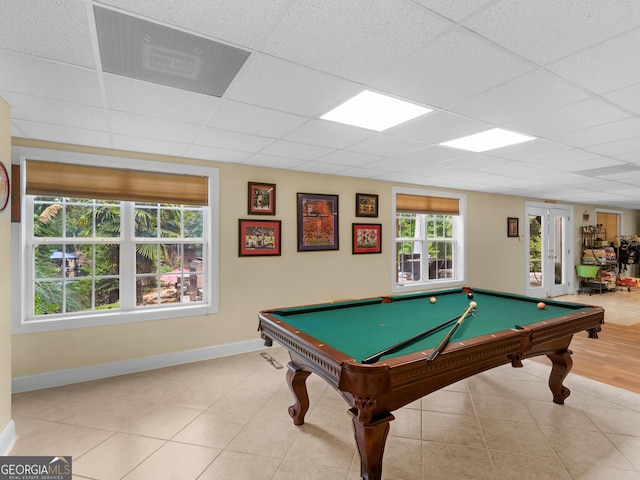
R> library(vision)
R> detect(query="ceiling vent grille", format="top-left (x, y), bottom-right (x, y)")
top-left (94, 6), bottom-right (250, 97)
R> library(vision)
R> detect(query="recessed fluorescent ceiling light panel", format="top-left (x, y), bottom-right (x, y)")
top-left (320, 90), bottom-right (432, 131)
top-left (440, 128), bottom-right (536, 152)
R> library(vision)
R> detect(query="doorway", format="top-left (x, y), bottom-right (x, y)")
top-left (526, 202), bottom-right (574, 297)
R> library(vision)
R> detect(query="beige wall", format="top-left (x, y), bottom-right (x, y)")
top-left (1, 98), bottom-right (12, 441)
top-left (9, 140), bottom-right (640, 380)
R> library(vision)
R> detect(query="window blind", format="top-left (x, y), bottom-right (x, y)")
top-left (396, 193), bottom-right (459, 215)
top-left (25, 160), bottom-right (208, 206)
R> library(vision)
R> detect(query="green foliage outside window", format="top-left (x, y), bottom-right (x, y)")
top-left (31, 196), bottom-right (204, 317)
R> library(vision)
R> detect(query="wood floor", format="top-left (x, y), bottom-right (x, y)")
top-left (533, 320), bottom-right (640, 394)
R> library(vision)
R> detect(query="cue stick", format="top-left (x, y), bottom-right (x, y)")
top-left (426, 301), bottom-right (477, 364)
top-left (361, 315), bottom-right (461, 364)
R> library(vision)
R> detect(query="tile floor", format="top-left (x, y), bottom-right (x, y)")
top-left (9, 292), bottom-right (640, 479)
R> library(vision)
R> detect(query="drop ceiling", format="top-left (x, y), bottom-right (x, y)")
top-left (3, 0), bottom-right (640, 208)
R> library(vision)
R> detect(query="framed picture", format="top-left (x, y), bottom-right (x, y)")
top-left (297, 193), bottom-right (339, 251)
top-left (248, 182), bottom-right (276, 215)
top-left (352, 223), bottom-right (382, 254)
top-left (355, 193), bottom-right (378, 217)
top-left (507, 217), bottom-right (519, 237)
top-left (239, 219), bottom-right (281, 256)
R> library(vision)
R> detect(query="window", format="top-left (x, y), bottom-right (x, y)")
top-left (12, 149), bottom-right (219, 332)
top-left (393, 187), bottom-right (465, 292)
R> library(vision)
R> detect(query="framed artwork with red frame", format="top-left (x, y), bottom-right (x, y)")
top-left (248, 182), bottom-right (276, 215)
top-left (239, 219), bottom-right (281, 256)
top-left (352, 223), bottom-right (382, 254)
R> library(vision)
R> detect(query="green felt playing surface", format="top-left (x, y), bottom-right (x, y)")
top-left (269, 290), bottom-right (588, 363)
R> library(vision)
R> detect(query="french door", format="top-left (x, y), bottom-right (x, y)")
top-left (525, 202), bottom-right (573, 297)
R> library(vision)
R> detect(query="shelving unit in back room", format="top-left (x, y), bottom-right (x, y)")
top-left (579, 225), bottom-right (616, 294)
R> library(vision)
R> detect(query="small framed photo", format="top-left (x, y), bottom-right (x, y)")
top-left (355, 193), bottom-right (378, 217)
top-left (507, 217), bottom-right (519, 238)
top-left (248, 182), bottom-right (276, 215)
top-left (352, 223), bottom-right (382, 254)
top-left (239, 219), bottom-right (281, 256)
top-left (297, 193), bottom-right (339, 251)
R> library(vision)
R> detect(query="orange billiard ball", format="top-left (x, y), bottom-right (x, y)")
top-left (537, 302), bottom-right (546, 310)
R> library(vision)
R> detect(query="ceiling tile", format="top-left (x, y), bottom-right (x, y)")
top-left (449, 69), bottom-right (589, 124)
top-left (398, 145), bottom-right (463, 164)
top-left (108, 111), bottom-right (203, 143)
top-left (346, 135), bottom-right (429, 157)
top-left (437, 153), bottom-right (511, 170)
top-left (104, 74), bottom-right (220, 124)
top-left (388, 111), bottom-right (491, 144)
top-left (558, 157), bottom-right (624, 172)
top-left (285, 119), bottom-right (375, 149)
top-left (193, 126), bottom-right (275, 152)
top-left (0, 0), bottom-right (95, 67)
top-left (111, 135), bottom-right (189, 157)
top-left (549, 117), bottom-right (640, 148)
top-left (414, 0), bottom-right (494, 22)
top-left (487, 139), bottom-right (573, 161)
top-left (584, 136), bottom-right (640, 158)
top-left (338, 166), bottom-right (388, 178)
top-left (2, 92), bottom-right (108, 131)
top-left (363, 157), bottom-right (430, 174)
top-left (506, 98), bottom-right (630, 138)
top-left (547, 28), bottom-right (640, 94)
top-left (370, 28), bottom-right (534, 108)
top-left (207, 100), bottom-right (308, 138)
top-left (292, 162), bottom-right (349, 175)
top-left (225, 53), bottom-right (361, 117)
top-left (12, 119), bottom-right (111, 147)
top-left (242, 153), bottom-right (306, 170)
top-left (0, 52), bottom-right (102, 106)
top-left (603, 82), bottom-right (640, 115)
top-left (528, 149), bottom-right (600, 167)
top-left (261, 0), bottom-right (451, 83)
top-left (314, 150), bottom-right (384, 167)
top-left (259, 140), bottom-right (334, 160)
top-left (463, 0), bottom-right (640, 65)
top-left (613, 152), bottom-right (640, 164)
top-left (184, 145), bottom-right (252, 163)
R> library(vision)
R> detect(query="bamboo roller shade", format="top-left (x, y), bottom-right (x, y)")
top-left (396, 193), bottom-right (459, 215)
top-left (26, 160), bottom-right (208, 206)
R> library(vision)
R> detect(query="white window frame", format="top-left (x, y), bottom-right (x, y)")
top-left (11, 147), bottom-right (219, 334)
top-left (391, 186), bottom-right (466, 293)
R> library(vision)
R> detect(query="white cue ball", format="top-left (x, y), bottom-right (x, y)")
top-left (469, 301), bottom-right (477, 308)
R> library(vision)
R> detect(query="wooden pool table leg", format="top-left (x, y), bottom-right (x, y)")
top-left (547, 349), bottom-right (573, 404)
top-left (286, 362), bottom-right (311, 425)
top-left (349, 408), bottom-right (394, 480)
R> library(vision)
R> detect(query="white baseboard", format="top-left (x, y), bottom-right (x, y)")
top-left (12, 339), bottom-right (266, 393)
top-left (0, 420), bottom-right (15, 455)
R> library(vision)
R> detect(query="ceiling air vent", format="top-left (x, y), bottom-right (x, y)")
top-left (94, 6), bottom-right (250, 97)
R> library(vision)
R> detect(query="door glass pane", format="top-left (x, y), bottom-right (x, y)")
top-left (529, 215), bottom-right (543, 288)
top-left (554, 216), bottom-right (564, 286)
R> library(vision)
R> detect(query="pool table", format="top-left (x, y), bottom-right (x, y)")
top-left (258, 287), bottom-right (604, 480)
